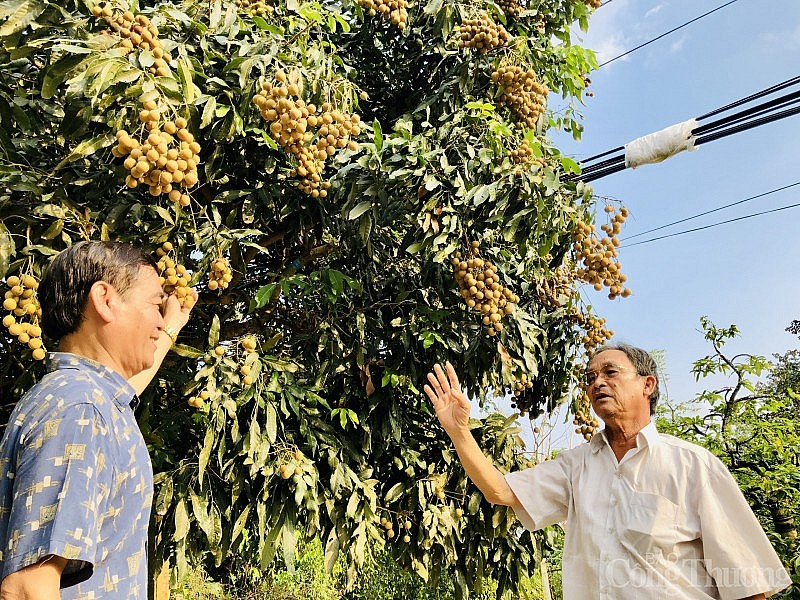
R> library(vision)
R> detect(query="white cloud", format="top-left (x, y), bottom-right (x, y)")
top-left (669, 33), bottom-right (687, 54)
top-left (761, 23), bottom-right (800, 51)
top-left (644, 4), bottom-right (664, 19)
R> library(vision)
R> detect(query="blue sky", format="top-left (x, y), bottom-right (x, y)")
top-left (494, 0), bottom-right (800, 451)
top-left (555, 0), bottom-right (800, 405)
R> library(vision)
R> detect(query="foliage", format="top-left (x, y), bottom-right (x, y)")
top-left (657, 317), bottom-right (800, 598)
top-left (172, 536), bottom-right (554, 599)
top-left (0, 0), bottom-right (603, 596)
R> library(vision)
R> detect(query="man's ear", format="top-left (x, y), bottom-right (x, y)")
top-left (643, 374), bottom-right (657, 398)
top-left (86, 281), bottom-right (117, 324)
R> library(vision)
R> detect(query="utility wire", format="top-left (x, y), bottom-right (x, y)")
top-left (573, 77), bottom-right (800, 182)
top-left (623, 181), bottom-right (800, 240)
top-left (698, 75), bottom-right (800, 120)
top-left (598, 0), bottom-right (741, 68)
top-left (622, 202), bottom-right (800, 248)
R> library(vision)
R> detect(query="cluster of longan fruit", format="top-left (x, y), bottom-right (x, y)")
top-left (497, 0), bottom-right (522, 18)
top-left (274, 449), bottom-right (305, 480)
top-left (571, 204), bottom-right (631, 300)
top-left (573, 311), bottom-right (613, 354)
top-left (155, 242), bottom-right (195, 309)
top-left (356, 0), bottom-right (408, 30)
top-left (91, 4), bottom-right (171, 76)
top-left (583, 0), bottom-right (602, 8)
top-left (380, 516), bottom-right (412, 542)
top-left (452, 241), bottom-right (518, 337)
top-left (573, 390), bottom-right (600, 440)
top-left (235, 0), bottom-right (274, 16)
top-left (208, 255), bottom-right (233, 291)
top-left (187, 389), bottom-right (209, 409)
top-left (239, 336), bottom-right (258, 386)
top-left (511, 371), bottom-right (534, 397)
top-left (112, 106), bottom-right (201, 204)
top-left (535, 264), bottom-right (575, 309)
top-left (3, 275), bottom-right (46, 361)
top-left (509, 139), bottom-right (545, 169)
top-left (252, 73), bottom-right (361, 197)
top-left (491, 64), bottom-right (548, 129)
top-left (456, 15), bottom-right (510, 53)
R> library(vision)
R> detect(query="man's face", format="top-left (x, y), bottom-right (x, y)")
top-left (111, 265), bottom-right (166, 379)
top-left (585, 349), bottom-right (653, 424)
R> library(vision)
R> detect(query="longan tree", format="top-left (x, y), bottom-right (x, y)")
top-left (0, 0), bottom-right (620, 596)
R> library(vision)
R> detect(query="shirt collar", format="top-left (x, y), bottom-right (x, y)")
top-left (590, 420), bottom-right (660, 453)
top-left (45, 352), bottom-right (139, 411)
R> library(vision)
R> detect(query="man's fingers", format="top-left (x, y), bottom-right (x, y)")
top-left (433, 363), bottom-right (451, 391)
top-left (423, 384), bottom-right (438, 405)
top-left (445, 361), bottom-right (461, 391)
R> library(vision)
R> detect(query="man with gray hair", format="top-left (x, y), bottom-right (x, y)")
top-left (0, 241), bottom-right (197, 599)
top-left (425, 344), bottom-right (791, 600)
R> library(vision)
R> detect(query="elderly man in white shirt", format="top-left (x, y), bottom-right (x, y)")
top-left (424, 343), bottom-right (792, 600)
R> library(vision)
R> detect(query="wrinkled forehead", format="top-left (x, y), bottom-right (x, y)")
top-left (586, 349), bottom-right (633, 372)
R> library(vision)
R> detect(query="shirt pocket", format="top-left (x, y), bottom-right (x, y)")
top-left (621, 491), bottom-right (679, 557)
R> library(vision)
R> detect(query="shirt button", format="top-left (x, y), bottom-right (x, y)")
top-left (610, 497), bottom-right (617, 505)
top-left (607, 526), bottom-right (613, 533)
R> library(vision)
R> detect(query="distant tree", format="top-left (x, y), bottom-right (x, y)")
top-left (657, 317), bottom-right (800, 598)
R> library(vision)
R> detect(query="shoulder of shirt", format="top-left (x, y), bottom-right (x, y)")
top-left (16, 368), bottom-right (114, 416)
top-left (654, 431), bottom-right (728, 472)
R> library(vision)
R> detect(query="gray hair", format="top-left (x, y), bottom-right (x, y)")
top-left (590, 343), bottom-right (660, 415)
top-left (39, 241), bottom-right (157, 341)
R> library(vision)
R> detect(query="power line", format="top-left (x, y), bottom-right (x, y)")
top-left (622, 201), bottom-right (800, 248)
top-left (573, 76), bottom-right (800, 182)
top-left (598, 0), bottom-right (741, 68)
top-left (623, 181), bottom-right (800, 240)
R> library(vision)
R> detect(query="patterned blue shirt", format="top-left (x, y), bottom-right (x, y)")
top-left (0, 353), bottom-right (153, 598)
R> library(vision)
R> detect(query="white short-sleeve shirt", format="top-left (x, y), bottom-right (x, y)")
top-left (506, 422), bottom-right (791, 600)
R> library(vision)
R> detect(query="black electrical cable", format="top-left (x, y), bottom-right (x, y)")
top-left (597, 0), bottom-right (741, 68)
top-left (697, 102), bottom-right (800, 146)
top-left (697, 75), bottom-right (800, 120)
top-left (693, 89), bottom-right (800, 136)
top-left (622, 202), bottom-right (800, 248)
top-left (573, 78), bottom-right (800, 182)
top-left (623, 181), bottom-right (800, 240)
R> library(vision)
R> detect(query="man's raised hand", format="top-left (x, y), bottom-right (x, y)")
top-left (424, 361), bottom-right (471, 437)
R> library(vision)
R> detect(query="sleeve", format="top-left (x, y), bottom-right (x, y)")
top-left (1, 402), bottom-right (113, 586)
top-left (505, 456), bottom-right (571, 531)
top-left (698, 459), bottom-right (792, 599)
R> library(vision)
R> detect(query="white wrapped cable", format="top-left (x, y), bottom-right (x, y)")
top-left (624, 118), bottom-right (699, 169)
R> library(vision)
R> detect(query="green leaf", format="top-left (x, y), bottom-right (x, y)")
top-left (154, 476), bottom-right (173, 516)
top-left (373, 120), bottom-right (383, 151)
top-left (468, 491), bottom-right (482, 515)
top-left (42, 53), bottom-right (86, 99)
top-left (324, 529), bottom-right (340, 573)
top-left (170, 344), bottom-right (204, 359)
top-left (231, 504), bottom-right (251, 544)
top-left (0, 222), bottom-right (14, 278)
top-left (198, 427), bottom-right (214, 488)
top-left (177, 55), bottom-right (197, 104)
top-left (384, 482), bottom-right (405, 503)
top-left (190, 489), bottom-right (213, 540)
top-left (347, 201), bottom-right (372, 220)
top-left (51, 134), bottom-right (114, 173)
top-left (173, 499), bottom-right (190, 541)
top-left (208, 314), bottom-right (220, 348)
top-left (0, 0), bottom-right (45, 37)
top-left (266, 402), bottom-right (277, 443)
